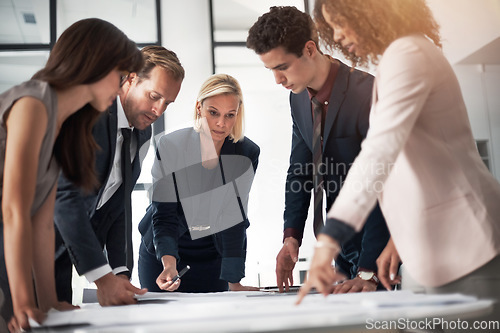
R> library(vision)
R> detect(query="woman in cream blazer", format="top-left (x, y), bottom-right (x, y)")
top-left (298, 0), bottom-right (500, 317)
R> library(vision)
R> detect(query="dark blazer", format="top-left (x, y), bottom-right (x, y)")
top-left (139, 128), bottom-right (260, 283)
top-left (54, 102), bottom-right (152, 276)
top-left (284, 60), bottom-right (390, 278)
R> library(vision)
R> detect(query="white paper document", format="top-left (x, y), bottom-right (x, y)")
top-left (36, 290), bottom-right (493, 332)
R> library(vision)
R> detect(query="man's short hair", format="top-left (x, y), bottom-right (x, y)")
top-left (137, 45), bottom-right (185, 82)
top-left (246, 6), bottom-right (318, 57)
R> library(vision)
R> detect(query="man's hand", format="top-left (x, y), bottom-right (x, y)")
top-left (376, 237), bottom-right (402, 291)
top-left (156, 255), bottom-right (180, 291)
top-left (228, 282), bottom-right (260, 291)
top-left (95, 273), bottom-right (147, 306)
top-left (332, 277), bottom-right (377, 294)
top-left (276, 237), bottom-right (299, 293)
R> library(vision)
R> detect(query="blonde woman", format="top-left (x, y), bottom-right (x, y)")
top-left (138, 74), bottom-right (260, 292)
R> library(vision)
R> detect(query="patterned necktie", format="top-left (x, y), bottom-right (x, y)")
top-left (311, 97), bottom-right (324, 238)
top-left (121, 128), bottom-right (133, 270)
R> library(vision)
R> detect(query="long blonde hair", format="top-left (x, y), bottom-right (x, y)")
top-left (193, 74), bottom-right (245, 142)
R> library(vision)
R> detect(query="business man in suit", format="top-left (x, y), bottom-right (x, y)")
top-left (54, 46), bottom-right (184, 305)
top-left (247, 6), bottom-right (390, 293)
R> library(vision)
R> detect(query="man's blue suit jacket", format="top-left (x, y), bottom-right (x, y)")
top-left (54, 102), bottom-right (152, 276)
top-left (284, 60), bottom-right (390, 278)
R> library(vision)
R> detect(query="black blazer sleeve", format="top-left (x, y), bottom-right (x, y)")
top-left (54, 110), bottom-right (116, 276)
top-left (283, 106), bottom-right (314, 244)
top-left (54, 172), bottom-right (109, 275)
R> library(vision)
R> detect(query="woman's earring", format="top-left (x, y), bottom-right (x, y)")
top-left (195, 113), bottom-right (201, 128)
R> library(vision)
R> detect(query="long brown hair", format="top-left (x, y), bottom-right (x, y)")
top-left (32, 18), bottom-right (143, 191)
top-left (314, 0), bottom-right (441, 67)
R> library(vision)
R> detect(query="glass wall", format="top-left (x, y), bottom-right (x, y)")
top-left (211, 0), bottom-right (316, 287)
top-left (56, 0), bottom-right (157, 45)
top-left (1, 0), bottom-right (326, 295)
top-left (0, 0), bottom-right (51, 45)
top-left (0, 0), bottom-right (161, 301)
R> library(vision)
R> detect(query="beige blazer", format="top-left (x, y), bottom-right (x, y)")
top-left (327, 34), bottom-right (500, 287)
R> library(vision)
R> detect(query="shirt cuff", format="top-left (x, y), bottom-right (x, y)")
top-left (283, 228), bottom-right (303, 247)
top-left (112, 266), bottom-right (129, 276)
top-left (84, 264), bottom-right (112, 283)
top-left (320, 218), bottom-right (356, 247)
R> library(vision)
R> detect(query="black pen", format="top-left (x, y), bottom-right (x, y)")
top-left (171, 265), bottom-right (190, 284)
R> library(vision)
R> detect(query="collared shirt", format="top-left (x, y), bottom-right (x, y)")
top-left (283, 57), bottom-right (340, 244)
top-left (307, 57), bottom-right (340, 140)
top-left (86, 96), bottom-right (137, 282)
top-left (96, 96), bottom-right (137, 210)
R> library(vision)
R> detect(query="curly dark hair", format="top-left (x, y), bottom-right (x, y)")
top-left (247, 6), bottom-right (318, 57)
top-left (314, 0), bottom-right (441, 67)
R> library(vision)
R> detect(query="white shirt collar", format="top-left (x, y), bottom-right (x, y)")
top-left (117, 96), bottom-right (133, 130)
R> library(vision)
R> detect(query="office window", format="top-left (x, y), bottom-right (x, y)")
top-left (57, 0), bottom-right (158, 44)
top-left (476, 140), bottom-right (491, 171)
top-left (211, 0), bottom-right (316, 288)
top-left (0, 51), bottom-right (49, 92)
top-left (0, 0), bottom-right (51, 45)
top-left (212, 0), bottom-right (306, 43)
top-left (0, 0), bottom-right (162, 300)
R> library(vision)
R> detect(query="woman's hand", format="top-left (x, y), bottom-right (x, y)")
top-left (228, 282), bottom-right (260, 291)
top-left (296, 235), bottom-right (344, 305)
top-left (52, 301), bottom-right (79, 312)
top-left (8, 306), bottom-right (45, 333)
top-left (376, 237), bottom-right (402, 290)
top-left (156, 255), bottom-right (180, 291)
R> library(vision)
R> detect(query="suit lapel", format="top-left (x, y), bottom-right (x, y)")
top-left (132, 124), bottom-right (153, 181)
top-left (220, 136), bottom-right (236, 156)
top-left (323, 61), bottom-right (349, 150)
top-left (93, 103), bottom-right (118, 210)
top-left (107, 104), bottom-right (118, 165)
top-left (131, 129), bottom-right (141, 180)
top-left (294, 91), bottom-right (314, 151)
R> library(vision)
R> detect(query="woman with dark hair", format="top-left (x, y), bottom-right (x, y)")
top-left (0, 18), bottom-right (143, 331)
top-left (298, 0), bottom-right (500, 321)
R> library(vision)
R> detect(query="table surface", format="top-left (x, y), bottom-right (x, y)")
top-left (31, 290), bottom-right (493, 333)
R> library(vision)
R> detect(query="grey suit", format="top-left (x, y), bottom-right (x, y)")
top-left (54, 101), bottom-right (151, 302)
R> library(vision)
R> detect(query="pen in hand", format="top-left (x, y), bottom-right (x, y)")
top-left (170, 265), bottom-right (190, 284)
